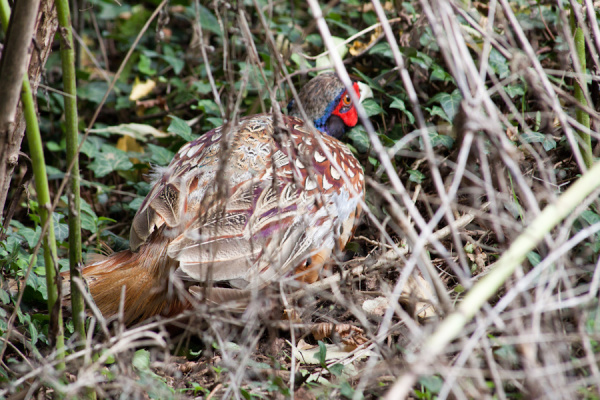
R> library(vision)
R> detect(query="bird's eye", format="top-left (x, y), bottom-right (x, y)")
top-left (342, 93), bottom-right (352, 106)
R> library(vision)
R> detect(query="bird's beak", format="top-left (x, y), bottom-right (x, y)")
top-left (356, 82), bottom-right (373, 104)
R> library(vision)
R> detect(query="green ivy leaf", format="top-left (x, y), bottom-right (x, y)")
top-left (60, 195), bottom-right (98, 232)
top-left (369, 42), bottom-right (393, 58)
top-left (542, 136), bottom-right (557, 151)
top-left (494, 344), bottom-right (519, 365)
top-left (147, 143), bottom-right (175, 166)
top-left (168, 116), bottom-right (193, 141)
top-left (419, 27), bottom-right (439, 51)
top-left (191, 81), bottom-right (213, 95)
top-left (390, 97), bottom-right (415, 124)
top-left (88, 145), bottom-right (134, 178)
top-left (368, 156), bottom-right (379, 168)
top-left (162, 46), bottom-right (185, 75)
top-left (409, 51), bottom-right (433, 69)
top-left (240, 388), bottom-right (252, 400)
top-left (327, 18), bottom-right (358, 35)
top-left (489, 48), bottom-right (510, 79)
top-left (504, 85), bottom-right (525, 98)
top-left (347, 125), bottom-right (370, 153)
top-left (197, 4), bottom-right (222, 35)
top-left (132, 349), bottom-right (150, 371)
top-left (138, 54), bottom-right (156, 75)
top-left (195, 99), bottom-right (221, 116)
top-left (361, 98), bottom-right (385, 117)
top-left (430, 134), bottom-right (455, 149)
top-left (520, 131), bottom-right (545, 144)
top-left (89, 0), bottom-right (129, 20)
top-left (45, 166), bottom-right (65, 180)
top-left (340, 381), bottom-right (358, 399)
top-left (80, 212), bottom-right (97, 233)
top-left (379, 133), bottom-right (395, 147)
top-left (79, 197), bottom-right (98, 217)
top-left (329, 363), bottom-right (344, 377)
top-left (418, 375), bottom-right (443, 394)
top-left (526, 251), bottom-right (542, 266)
top-left (390, 97), bottom-right (406, 111)
top-left (77, 81), bottom-right (113, 105)
top-left (52, 213), bottom-right (69, 242)
top-left (579, 210), bottom-right (600, 226)
top-left (430, 89), bottom-right (461, 121)
top-left (430, 64), bottom-right (453, 83)
top-left (0, 289), bottom-right (10, 305)
top-left (29, 322), bottom-right (39, 346)
top-left (79, 135), bottom-right (104, 158)
top-left (317, 341), bottom-right (327, 369)
top-left (127, 197), bottom-right (144, 212)
top-left (427, 105), bottom-right (449, 122)
top-left (16, 225), bottom-right (41, 249)
top-left (47, 141), bottom-right (64, 152)
top-left (315, 36), bottom-right (348, 70)
top-left (306, 33), bottom-right (322, 47)
top-left (408, 169), bottom-right (426, 184)
top-left (207, 117), bottom-right (224, 128)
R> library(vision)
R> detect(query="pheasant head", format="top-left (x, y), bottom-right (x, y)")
top-left (287, 72), bottom-right (361, 139)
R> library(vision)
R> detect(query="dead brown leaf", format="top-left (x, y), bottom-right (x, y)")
top-left (311, 323), bottom-right (368, 351)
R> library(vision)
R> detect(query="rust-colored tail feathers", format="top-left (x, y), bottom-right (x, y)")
top-left (63, 236), bottom-right (188, 326)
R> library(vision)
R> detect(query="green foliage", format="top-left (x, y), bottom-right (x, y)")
top-left (317, 340), bottom-right (327, 369)
top-left (88, 145), bottom-right (135, 178)
top-left (574, 209), bottom-right (600, 255)
top-left (415, 375), bottom-right (443, 399)
top-left (429, 90), bottom-right (461, 122)
top-left (167, 115), bottom-right (194, 141)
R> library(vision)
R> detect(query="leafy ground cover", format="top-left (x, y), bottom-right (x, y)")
top-left (2, 0), bottom-right (600, 399)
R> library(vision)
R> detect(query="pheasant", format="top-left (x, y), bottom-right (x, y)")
top-left (72, 73), bottom-right (365, 325)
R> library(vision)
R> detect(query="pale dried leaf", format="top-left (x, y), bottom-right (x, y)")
top-left (129, 77), bottom-right (156, 101)
top-left (362, 296), bottom-right (388, 316)
top-left (89, 123), bottom-right (170, 140)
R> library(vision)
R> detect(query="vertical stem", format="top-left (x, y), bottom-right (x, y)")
top-left (23, 78), bottom-right (67, 365)
top-left (55, 0), bottom-right (96, 396)
top-left (56, 0), bottom-right (88, 352)
top-left (570, 3), bottom-right (593, 168)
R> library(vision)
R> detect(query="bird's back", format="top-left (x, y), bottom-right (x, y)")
top-left (130, 113), bottom-right (364, 289)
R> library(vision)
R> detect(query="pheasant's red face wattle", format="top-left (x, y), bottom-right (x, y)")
top-left (332, 82), bottom-right (360, 128)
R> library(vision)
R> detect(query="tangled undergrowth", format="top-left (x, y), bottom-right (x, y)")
top-left (2, 1), bottom-right (600, 399)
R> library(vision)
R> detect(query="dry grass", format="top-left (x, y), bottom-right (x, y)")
top-left (3, 1), bottom-right (600, 399)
